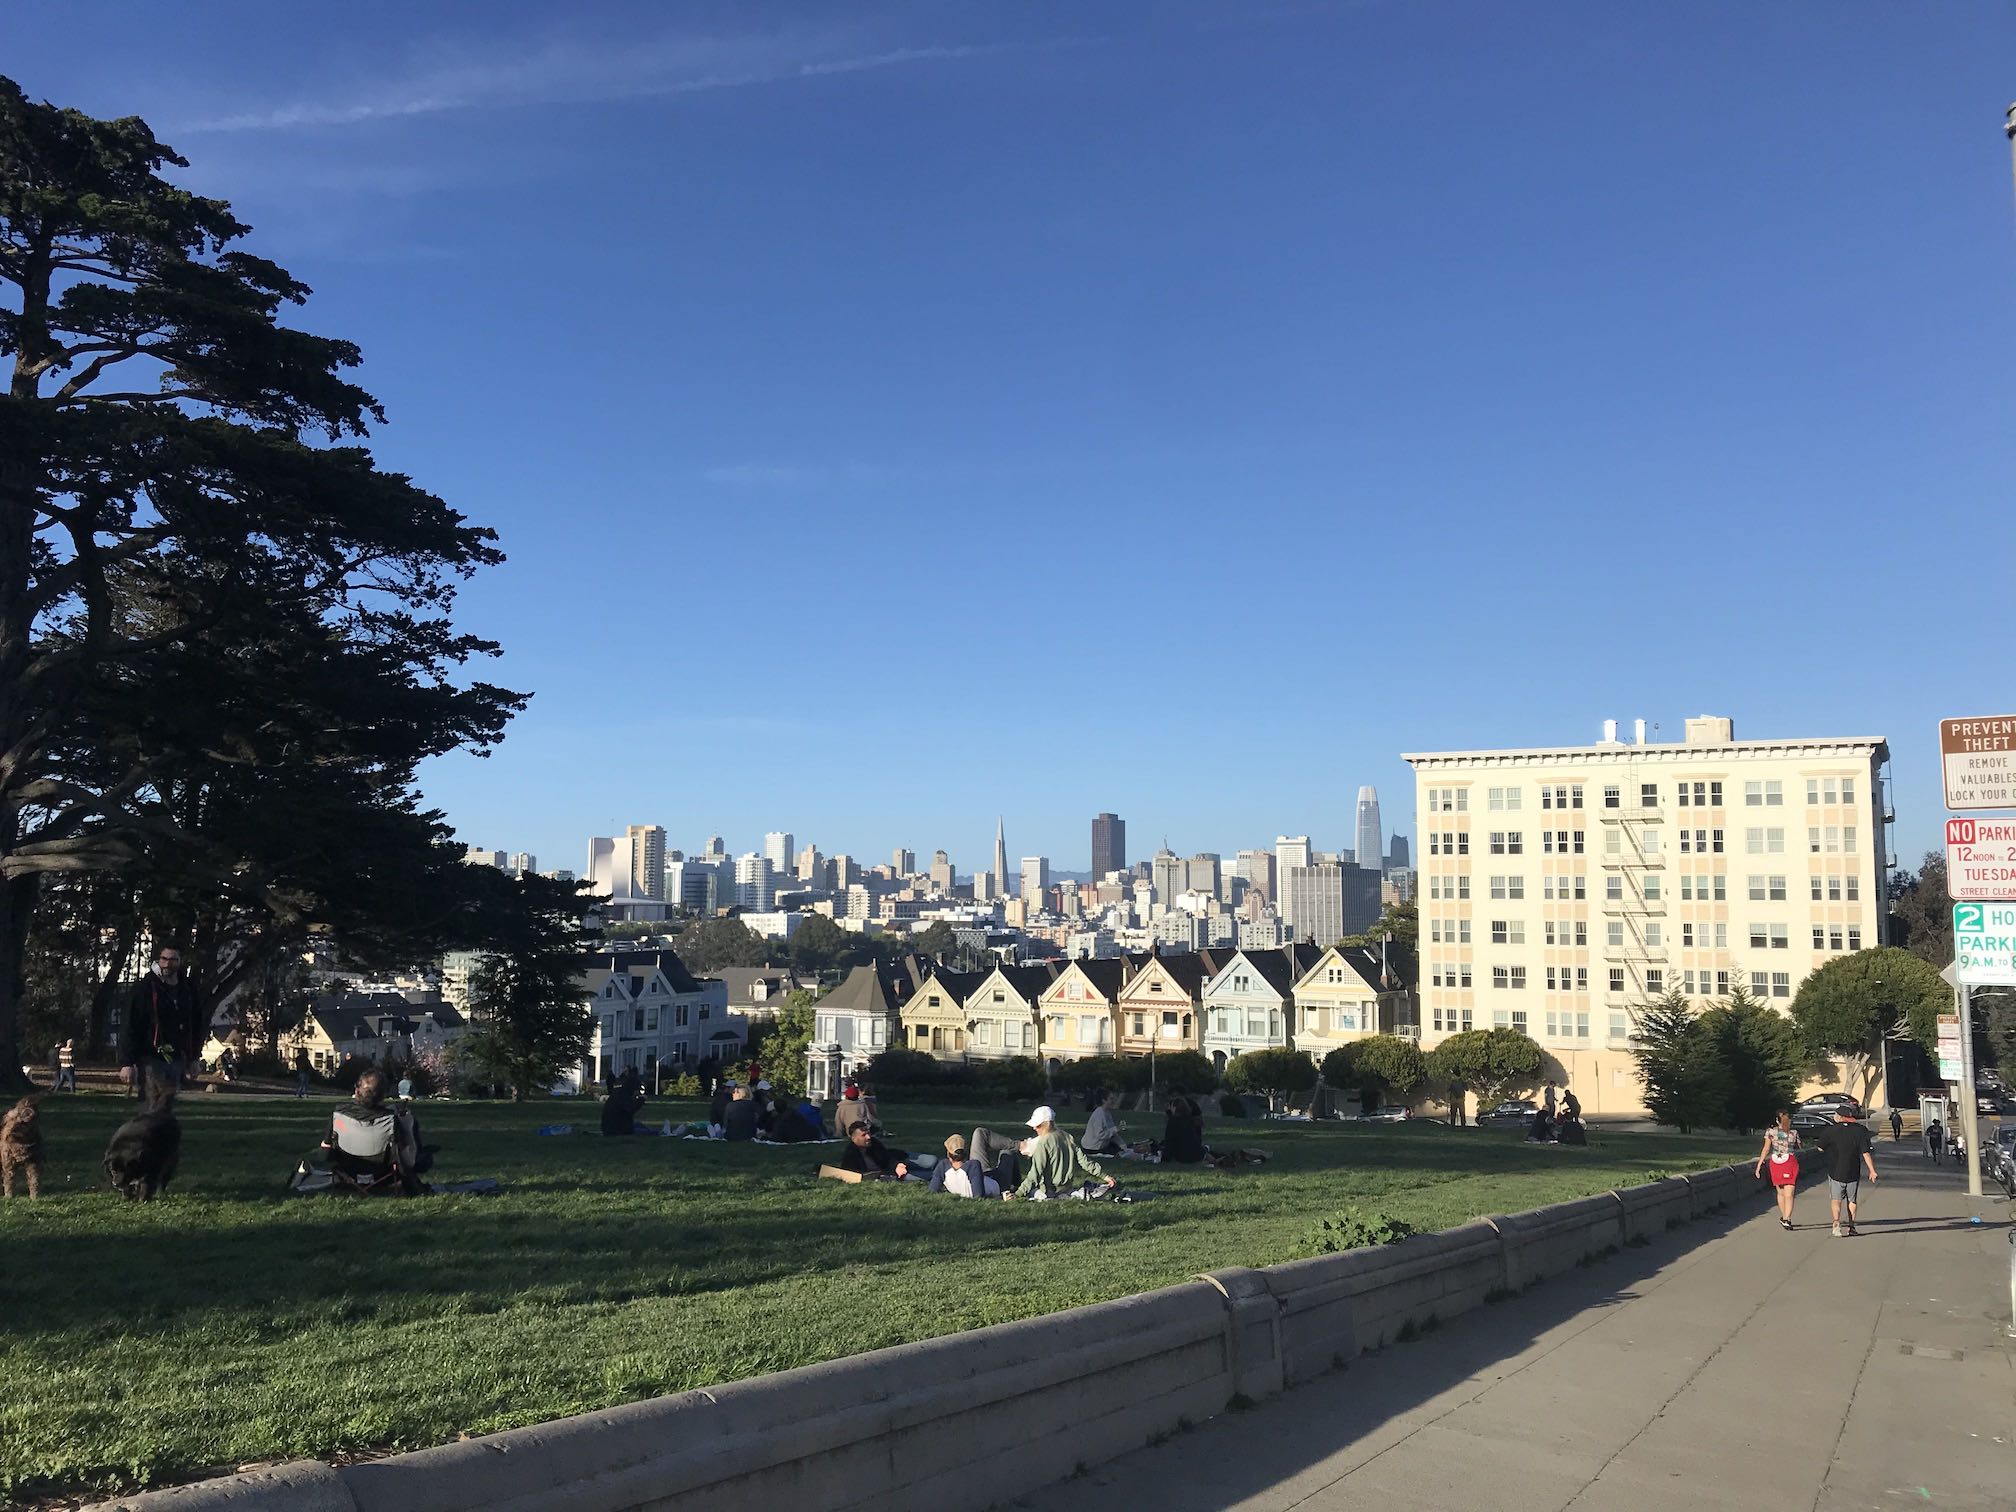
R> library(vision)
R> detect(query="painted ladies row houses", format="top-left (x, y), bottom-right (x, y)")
top-left (806, 945), bottom-right (1415, 1088)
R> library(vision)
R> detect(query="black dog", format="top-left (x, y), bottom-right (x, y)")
top-left (103, 1083), bottom-right (180, 1200)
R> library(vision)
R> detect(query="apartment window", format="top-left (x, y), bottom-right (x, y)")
top-left (1607, 921), bottom-right (1624, 947)
top-left (1609, 1011), bottom-right (1629, 1040)
top-left (1606, 876), bottom-right (1624, 902)
top-left (1848, 927), bottom-right (1861, 950)
top-left (1576, 966), bottom-right (1589, 990)
top-left (1487, 786), bottom-right (1522, 812)
top-left (1459, 964), bottom-right (1473, 989)
top-left (1542, 784), bottom-right (1584, 810)
top-left (1545, 1009), bottom-right (1560, 1035)
top-left (1603, 785), bottom-right (1621, 809)
top-left (1747, 923), bottom-right (1787, 949)
top-left (1492, 966), bottom-right (1510, 989)
top-left (1130, 1014), bottom-right (1145, 1036)
top-left (1747, 875), bottom-right (1786, 902)
top-left (1510, 1010), bottom-right (1528, 1034)
top-left (1770, 972), bottom-right (1790, 999)
top-left (1642, 827), bottom-right (1661, 855)
top-left (870, 1021), bottom-right (885, 1046)
top-left (1744, 827), bottom-right (1784, 854)
top-left (1493, 1008), bottom-right (1510, 1029)
top-left (1744, 780), bottom-right (1783, 807)
top-left (1646, 968), bottom-right (1664, 993)
top-left (1643, 875), bottom-right (1662, 901)
top-left (1489, 831), bottom-right (1523, 855)
top-left (1750, 971), bottom-right (1769, 997)
top-left (1644, 923), bottom-right (1662, 948)
top-left (1713, 969), bottom-right (1729, 995)
top-left (1808, 777), bottom-right (1854, 806)
top-left (1679, 781), bottom-right (1703, 807)
top-left (1427, 786), bottom-right (1464, 813)
top-left (1640, 783), bottom-right (1658, 808)
top-left (1490, 920), bottom-right (1525, 945)
top-left (1813, 927), bottom-right (1827, 951)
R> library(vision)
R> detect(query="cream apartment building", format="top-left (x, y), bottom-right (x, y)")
top-left (1405, 716), bottom-right (1890, 1117)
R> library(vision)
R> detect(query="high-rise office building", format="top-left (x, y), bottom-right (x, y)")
top-left (763, 832), bottom-right (794, 874)
top-left (627, 825), bottom-right (667, 901)
top-left (463, 846), bottom-right (506, 868)
top-left (1356, 787), bottom-right (1384, 879)
top-left (507, 852), bottom-right (536, 876)
top-left (1235, 848), bottom-right (1277, 903)
top-left (892, 847), bottom-right (916, 875)
top-left (1020, 856), bottom-right (1051, 909)
top-left (586, 835), bottom-right (634, 900)
top-left (929, 850), bottom-right (955, 893)
top-left (1386, 834), bottom-right (1411, 870)
top-left (1186, 853), bottom-right (1221, 897)
top-left (795, 843), bottom-right (823, 883)
top-left (1150, 847), bottom-right (1183, 908)
top-left (702, 834), bottom-right (726, 860)
top-left (734, 852), bottom-right (775, 911)
top-left (831, 853), bottom-right (860, 889)
top-left (993, 818), bottom-right (1009, 899)
top-left (1405, 714), bottom-right (1890, 1114)
top-left (1091, 813), bottom-right (1126, 880)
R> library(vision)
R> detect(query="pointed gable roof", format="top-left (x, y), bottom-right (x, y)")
top-left (1130, 951), bottom-right (1208, 997)
top-left (1294, 944), bottom-right (1389, 995)
top-left (819, 961), bottom-right (905, 1019)
top-left (1001, 960), bottom-right (1064, 1000)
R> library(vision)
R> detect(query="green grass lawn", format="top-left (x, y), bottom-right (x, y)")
top-left (0, 1092), bottom-right (1751, 1500)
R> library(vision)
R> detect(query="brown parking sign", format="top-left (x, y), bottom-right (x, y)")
top-left (1941, 716), bottom-right (2016, 810)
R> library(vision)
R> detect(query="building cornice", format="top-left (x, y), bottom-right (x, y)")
top-left (1403, 738), bottom-right (1888, 770)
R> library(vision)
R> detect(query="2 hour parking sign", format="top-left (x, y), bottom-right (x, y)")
top-left (1952, 901), bottom-right (2016, 986)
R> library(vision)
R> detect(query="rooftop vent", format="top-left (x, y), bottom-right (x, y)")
top-left (1684, 715), bottom-right (1735, 746)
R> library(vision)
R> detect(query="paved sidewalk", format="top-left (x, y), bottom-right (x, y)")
top-left (1025, 1148), bottom-right (2013, 1512)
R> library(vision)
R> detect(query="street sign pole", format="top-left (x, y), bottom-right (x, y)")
top-left (1959, 980), bottom-right (1983, 1199)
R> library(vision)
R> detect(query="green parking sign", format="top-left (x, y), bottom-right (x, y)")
top-left (1953, 901), bottom-right (2016, 985)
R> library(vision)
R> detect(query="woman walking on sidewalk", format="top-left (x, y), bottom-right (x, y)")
top-left (1755, 1110), bottom-right (1803, 1229)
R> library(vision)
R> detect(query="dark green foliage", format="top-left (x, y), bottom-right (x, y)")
top-left (1424, 1028), bottom-right (1544, 1106)
top-left (1323, 1035), bottom-right (1425, 1098)
top-left (1050, 1055), bottom-right (1147, 1094)
top-left (1697, 989), bottom-right (1806, 1133)
top-left (0, 78), bottom-right (520, 1087)
top-left (1791, 947), bottom-right (1948, 1103)
top-left (1300, 1206), bottom-right (1418, 1255)
top-left (1629, 991), bottom-right (1730, 1133)
top-left (1223, 1047), bottom-right (1317, 1098)
top-left (746, 999), bottom-right (814, 1099)
top-left (458, 875), bottom-right (600, 1100)
top-left (1147, 1048), bottom-right (1219, 1094)
top-left (1888, 852), bottom-right (1953, 968)
top-left (862, 1046), bottom-right (942, 1085)
top-left (671, 917), bottom-right (770, 973)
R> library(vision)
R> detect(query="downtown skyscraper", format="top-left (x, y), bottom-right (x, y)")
top-left (1091, 812), bottom-right (1126, 880)
top-left (1355, 787), bottom-right (1384, 877)
top-left (993, 817), bottom-right (1009, 898)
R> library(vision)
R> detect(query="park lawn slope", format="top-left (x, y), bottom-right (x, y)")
top-left (0, 1095), bottom-right (1749, 1500)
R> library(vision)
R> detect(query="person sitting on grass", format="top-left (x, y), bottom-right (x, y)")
top-left (796, 1096), bottom-right (826, 1139)
top-left (600, 1071), bottom-right (647, 1136)
top-left (1158, 1096), bottom-right (1207, 1164)
top-left (927, 1134), bottom-right (1002, 1198)
top-left (322, 1067), bottom-right (429, 1195)
top-left (708, 1078), bottom-right (735, 1136)
top-left (1082, 1090), bottom-right (1126, 1156)
top-left (766, 1096), bottom-right (821, 1144)
top-left (721, 1086), bottom-right (760, 1142)
top-left (834, 1083), bottom-right (876, 1141)
top-left (838, 1119), bottom-right (909, 1180)
top-left (1005, 1105), bottom-right (1116, 1202)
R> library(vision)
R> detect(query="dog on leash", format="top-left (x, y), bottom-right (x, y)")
top-left (103, 1082), bottom-right (181, 1200)
top-left (1, 1095), bottom-right (44, 1199)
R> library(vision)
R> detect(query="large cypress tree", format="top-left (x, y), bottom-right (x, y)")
top-left (0, 78), bottom-right (520, 1086)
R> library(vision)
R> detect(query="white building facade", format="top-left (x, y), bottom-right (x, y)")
top-left (1406, 716), bottom-right (1890, 1118)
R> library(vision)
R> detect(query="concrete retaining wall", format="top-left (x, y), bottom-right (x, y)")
top-left (111, 1156), bottom-right (1799, 1512)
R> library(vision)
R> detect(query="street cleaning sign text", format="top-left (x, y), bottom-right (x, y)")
top-left (1953, 901), bottom-right (2016, 986)
top-left (1944, 817), bottom-right (2016, 901)
top-left (1941, 715), bottom-right (2016, 810)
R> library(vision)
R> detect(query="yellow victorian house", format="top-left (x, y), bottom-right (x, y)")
top-left (1291, 944), bottom-right (1414, 1066)
top-left (899, 967), bottom-right (984, 1059)
top-left (1036, 956), bottom-right (1134, 1066)
top-left (1116, 950), bottom-right (1210, 1057)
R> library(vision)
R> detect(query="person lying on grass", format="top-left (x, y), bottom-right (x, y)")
top-left (837, 1120), bottom-right (911, 1180)
top-left (1004, 1105), bottom-right (1116, 1202)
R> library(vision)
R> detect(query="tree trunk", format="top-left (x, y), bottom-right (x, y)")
top-left (87, 920), bottom-right (140, 1059)
top-left (0, 872), bottom-right (42, 1092)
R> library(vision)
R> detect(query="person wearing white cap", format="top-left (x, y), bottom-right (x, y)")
top-left (1004, 1105), bottom-right (1117, 1202)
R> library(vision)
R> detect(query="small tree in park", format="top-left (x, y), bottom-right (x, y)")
top-left (1424, 1028), bottom-right (1543, 1108)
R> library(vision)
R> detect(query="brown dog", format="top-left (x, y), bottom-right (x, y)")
top-left (1, 1095), bottom-right (45, 1199)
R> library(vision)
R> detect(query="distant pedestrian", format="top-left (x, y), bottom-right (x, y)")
top-left (1754, 1109), bottom-right (1802, 1230)
top-left (54, 1039), bottom-right (76, 1093)
top-left (1925, 1117), bottom-right (1944, 1163)
top-left (1542, 1080), bottom-right (1558, 1118)
top-left (1448, 1080), bottom-right (1467, 1127)
top-left (1562, 1085), bottom-right (1581, 1121)
top-left (1812, 1105), bottom-right (1878, 1237)
top-left (1888, 1108), bottom-right (1903, 1143)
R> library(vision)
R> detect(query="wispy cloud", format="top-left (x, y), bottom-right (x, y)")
top-left (182, 34), bottom-right (1007, 134)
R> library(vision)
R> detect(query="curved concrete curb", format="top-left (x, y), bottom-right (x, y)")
top-left (109, 1158), bottom-right (1807, 1512)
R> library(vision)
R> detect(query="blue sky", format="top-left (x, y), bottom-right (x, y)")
top-left (8, 2), bottom-right (2015, 877)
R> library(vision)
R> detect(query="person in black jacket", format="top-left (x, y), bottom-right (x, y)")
top-left (121, 947), bottom-right (199, 1101)
top-left (1159, 1096), bottom-right (1207, 1164)
top-left (836, 1120), bottom-right (909, 1179)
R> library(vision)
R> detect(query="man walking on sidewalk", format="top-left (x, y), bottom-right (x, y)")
top-left (1812, 1104), bottom-right (1878, 1237)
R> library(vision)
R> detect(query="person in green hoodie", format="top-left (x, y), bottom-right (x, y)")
top-left (1004, 1105), bottom-right (1118, 1202)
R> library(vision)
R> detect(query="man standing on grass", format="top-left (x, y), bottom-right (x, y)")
top-left (1004, 1105), bottom-right (1117, 1202)
top-left (121, 946), bottom-right (198, 1101)
top-left (1812, 1104), bottom-right (1878, 1237)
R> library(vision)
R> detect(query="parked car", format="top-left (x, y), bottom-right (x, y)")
top-left (1356, 1105), bottom-right (1411, 1123)
top-left (1789, 1110), bottom-right (1835, 1132)
top-left (1478, 1099), bottom-right (1538, 1127)
top-left (1797, 1093), bottom-right (1859, 1115)
top-left (1976, 1090), bottom-right (2009, 1117)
